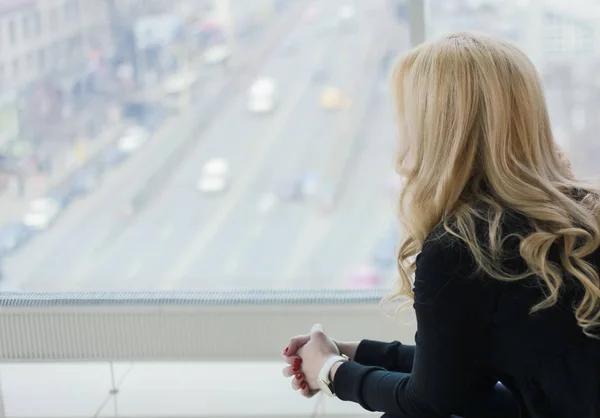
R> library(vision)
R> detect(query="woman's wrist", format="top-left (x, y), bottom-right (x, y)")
top-left (333, 340), bottom-right (360, 360)
top-left (329, 359), bottom-right (345, 382)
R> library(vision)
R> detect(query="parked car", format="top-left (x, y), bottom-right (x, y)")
top-left (71, 165), bottom-right (102, 196)
top-left (123, 102), bottom-right (165, 131)
top-left (47, 185), bottom-right (78, 209)
top-left (0, 222), bottom-right (34, 255)
top-left (117, 126), bottom-right (149, 153)
top-left (98, 145), bottom-right (128, 169)
top-left (22, 197), bottom-right (61, 230)
top-left (203, 44), bottom-right (231, 65)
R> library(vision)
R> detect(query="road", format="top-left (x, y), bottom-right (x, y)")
top-left (4, 0), bottom-right (402, 291)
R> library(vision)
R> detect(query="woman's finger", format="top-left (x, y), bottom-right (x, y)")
top-left (291, 372), bottom-right (304, 390)
top-left (281, 355), bottom-right (302, 366)
top-left (282, 359), bottom-right (301, 376)
top-left (282, 365), bottom-right (295, 377)
top-left (284, 334), bottom-right (311, 356)
top-left (300, 382), bottom-right (318, 398)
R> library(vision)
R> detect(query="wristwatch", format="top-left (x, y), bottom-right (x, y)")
top-left (317, 354), bottom-right (349, 397)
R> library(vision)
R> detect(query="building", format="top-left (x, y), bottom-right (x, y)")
top-left (0, 0), bottom-right (112, 150)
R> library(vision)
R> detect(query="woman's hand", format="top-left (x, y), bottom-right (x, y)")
top-left (282, 324), bottom-right (340, 396)
top-left (283, 332), bottom-right (359, 361)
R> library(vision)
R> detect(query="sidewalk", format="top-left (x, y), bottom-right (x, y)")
top-left (0, 122), bottom-right (124, 225)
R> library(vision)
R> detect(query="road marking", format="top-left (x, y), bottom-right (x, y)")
top-left (160, 44), bottom-right (331, 290)
top-left (257, 193), bottom-right (279, 214)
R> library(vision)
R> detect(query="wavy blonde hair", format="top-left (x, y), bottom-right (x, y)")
top-left (390, 32), bottom-right (600, 337)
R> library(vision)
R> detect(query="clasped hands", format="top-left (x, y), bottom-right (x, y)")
top-left (281, 323), bottom-right (340, 398)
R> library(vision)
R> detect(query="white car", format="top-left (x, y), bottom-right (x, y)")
top-left (338, 4), bottom-right (357, 30)
top-left (22, 197), bottom-right (61, 230)
top-left (339, 5), bottom-right (357, 20)
top-left (117, 126), bottom-right (149, 153)
top-left (204, 44), bottom-right (231, 65)
top-left (247, 78), bottom-right (277, 113)
top-left (197, 158), bottom-right (230, 194)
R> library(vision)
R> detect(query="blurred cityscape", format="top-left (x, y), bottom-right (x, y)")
top-left (0, 0), bottom-right (598, 292)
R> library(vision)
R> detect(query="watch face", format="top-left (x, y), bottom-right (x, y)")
top-left (317, 378), bottom-right (334, 396)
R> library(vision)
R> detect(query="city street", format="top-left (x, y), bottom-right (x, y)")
top-left (3, 1), bottom-right (404, 291)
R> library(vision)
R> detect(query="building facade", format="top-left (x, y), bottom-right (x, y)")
top-left (0, 0), bottom-right (112, 149)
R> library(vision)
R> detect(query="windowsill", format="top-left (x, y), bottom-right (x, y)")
top-left (1, 362), bottom-right (377, 417)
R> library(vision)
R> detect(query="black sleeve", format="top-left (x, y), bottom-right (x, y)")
top-left (354, 340), bottom-right (415, 372)
top-left (333, 237), bottom-right (504, 417)
top-left (354, 340), bottom-right (499, 393)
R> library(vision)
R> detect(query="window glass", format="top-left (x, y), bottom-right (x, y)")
top-left (425, 0), bottom-right (600, 178)
top-left (8, 19), bottom-right (17, 45)
top-left (22, 15), bottom-right (31, 39)
top-left (33, 11), bottom-right (42, 37)
top-left (0, 0), bottom-right (408, 292)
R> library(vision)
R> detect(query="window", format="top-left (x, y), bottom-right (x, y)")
top-left (33, 11), bottom-right (42, 37)
top-left (0, 1), bottom-right (407, 292)
top-left (26, 52), bottom-right (34, 76)
top-left (11, 58), bottom-right (19, 80)
top-left (1, 1), bottom-right (600, 417)
top-left (50, 8), bottom-right (59, 32)
top-left (37, 49), bottom-right (45, 72)
top-left (8, 19), bottom-right (16, 45)
top-left (65, 0), bottom-right (80, 24)
top-left (22, 15), bottom-right (31, 39)
top-left (425, 0), bottom-right (600, 176)
top-left (56, 41), bottom-right (66, 69)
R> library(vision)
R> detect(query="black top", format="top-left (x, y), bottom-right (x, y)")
top-left (333, 216), bottom-right (600, 418)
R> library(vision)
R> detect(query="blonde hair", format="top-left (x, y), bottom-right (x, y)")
top-left (390, 32), bottom-right (600, 337)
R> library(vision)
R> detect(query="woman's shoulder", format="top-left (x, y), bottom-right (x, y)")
top-left (418, 224), bottom-right (479, 282)
top-left (419, 208), bottom-right (528, 279)
top-left (415, 225), bottom-right (496, 307)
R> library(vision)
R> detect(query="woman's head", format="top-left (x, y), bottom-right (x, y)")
top-left (391, 32), bottom-right (600, 337)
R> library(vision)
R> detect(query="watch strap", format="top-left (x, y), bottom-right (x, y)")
top-left (318, 355), bottom-right (348, 396)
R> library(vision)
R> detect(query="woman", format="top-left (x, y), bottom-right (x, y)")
top-left (282, 32), bottom-right (600, 418)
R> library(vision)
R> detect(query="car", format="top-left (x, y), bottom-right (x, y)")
top-left (338, 4), bottom-right (357, 24)
top-left (117, 126), bottom-right (149, 153)
top-left (312, 68), bottom-right (329, 83)
top-left (98, 145), bottom-right (128, 169)
top-left (47, 185), bottom-right (78, 209)
top-left (349, 266), bottom-right (381, 289)
top-left (320, 87), bottom-right (351, 109)
top-left (0, 222), bottom-right (34, 255)
top-left (247, 78), bottom-right (277, 113)
top-left (22, 197), bottom-right (61, 230)
top-left (197, 158), bottom-right (230, 194)
top-left (123, 102), bottom-right (165, 131)
top-left (71, 165), bottom-right (102, 196)
top-left (203, 44), bottom-right (231, 65)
